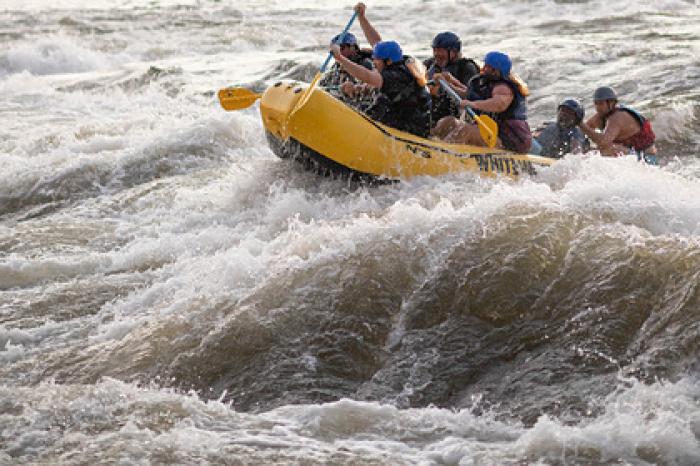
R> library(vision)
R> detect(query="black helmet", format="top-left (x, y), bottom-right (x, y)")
top-left (558, 98), bottom-right (585, 124)
top-left (593, 86), bottom-right (617, 102)
top-left (431, 32), bottom-right (461, 52)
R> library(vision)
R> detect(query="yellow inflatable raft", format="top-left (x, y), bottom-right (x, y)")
top-left (259, 81), bottom-right (555, 181)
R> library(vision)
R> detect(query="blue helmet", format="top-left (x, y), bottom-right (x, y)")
top-left (372, 40), bottom-right (403, 62)
top-left (484, 51), bottom-right (512, 77)
top-left (431, 31), bottom-right (461, 52)
top-left (332, 32), bottom-right (357, 46)
top-left (558, 98), bottom-right (585, 124)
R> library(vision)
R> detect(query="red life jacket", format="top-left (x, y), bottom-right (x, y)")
top-left (604, 106), bottom-right (656, 151)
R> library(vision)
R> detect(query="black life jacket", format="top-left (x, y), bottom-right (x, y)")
top-left (468, 74), bottom-right (532, 152)
top-left (356, 48), bottom-right (373, 62)
top-left (367, 59), bottom-right (432, 137)
top-left (425, 57), bottom-right (480, 82)
top-left (425, 57), bottom-right (480, 124)
top-left (467, 74), bottom-right (528, 122)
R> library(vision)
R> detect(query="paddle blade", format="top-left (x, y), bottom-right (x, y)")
top-left (218, 87), bottom-right (261, 111)
top-left (476, 115), bottom-right (499, 148)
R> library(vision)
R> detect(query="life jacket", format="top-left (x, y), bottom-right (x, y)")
top-left (425, 57), bottom-right (480, 83)
top-left (425, 57), bottom-right (480, 124)
top-left (357, 48), bottom-right (373, 59)
top-left (467, 74), bottom-right (528, 121)
top-left (355, 48), bottom-right (374, 68)
top-left (601, 105), bottom-right (656, 151)
top-left (467, 74), bottom-right (532, 152)
top-left (366, 58), bottom-right (432, 137)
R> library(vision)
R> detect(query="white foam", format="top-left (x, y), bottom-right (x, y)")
top-left (516, 377), bottom-right (700, 464)
top-left (1, 37), bottom-right (114, 76)
top-left (0, 374), bottom-right (697, 464)
top-left (73, 150), bottom-right (696, 344)
top-left (651, 103), bottom-right (698, 142)
top-left (0, 320), bottom-right (67, 362)
top-left (535, 154), bottom-right (700, 236)
top-left (0, 256), bottom-right (113, 290)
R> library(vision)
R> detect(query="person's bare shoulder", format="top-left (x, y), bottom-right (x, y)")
top-left (608, 110), bottom-right (636, 126)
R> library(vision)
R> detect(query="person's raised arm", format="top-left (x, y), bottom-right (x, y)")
top-left (331, 44), bottom-right (383, 88)
top-left (355, 3), bottom-right (381, 47)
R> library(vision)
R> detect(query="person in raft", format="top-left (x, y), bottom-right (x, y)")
top-left (431, 50), bottom-right (533, 153)
top-left (531, 98), bottom-right (590, 158)
top-left (329, 3), bottom-right (431, 137)
top-left (424, 31), bottom-right (480, 126)
top-left (319, 32), bottom-right (373, 89)
top-left (578, 86), bottom-right (657, 159)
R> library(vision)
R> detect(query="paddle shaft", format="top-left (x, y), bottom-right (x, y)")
top-left (438, 79), bottom-right (479, 121)
top-left (284, 11), bottom-right (359, 138)
top-left (438, 79), bottom-right (497, 144)
top-left (321, 11), bottom-right (359, 72)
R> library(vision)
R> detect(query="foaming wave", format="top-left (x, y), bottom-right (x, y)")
top-left (0, 255), bottom-right (113, 290)
top-left (0, 320), bottom-right (67, 363)
top-left (17, 162), bottom-right (691, 380)
top-left (516, 377), bottom-right (700, 464)
top-left (651, 102), bottom-right (698, 143)
top-left (0, 377), bottom-right (696, 464)
top-left (0, 37), bottom-right (114, 76)
top-left (538, 154), bottom-right (700, 236)
top-left (0, 109), bottom-right (264, 217)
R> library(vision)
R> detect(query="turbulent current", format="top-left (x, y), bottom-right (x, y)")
top-left (1, 0), bottom-right (699, 464)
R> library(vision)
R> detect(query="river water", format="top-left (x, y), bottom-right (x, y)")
top-left (1, 0), bottom-right (699, 464)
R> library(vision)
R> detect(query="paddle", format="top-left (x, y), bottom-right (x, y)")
top-left (438, 79), bottom-right (498, 148)
top-left (218, 87), bottom-right (262, 111)
top-left (283, 11), bottom-right (359, 136)
top-left (218, 12), bottom-right (357, 118)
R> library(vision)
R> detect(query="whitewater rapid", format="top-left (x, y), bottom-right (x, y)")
top-left (1, 0), bottom-right (699, 464)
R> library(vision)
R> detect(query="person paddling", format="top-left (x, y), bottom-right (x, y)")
top-left (320, 32), bottom-right (373, 89)
top-left (329, 3), bottom-right (431, 137)
top-left (578, 86), bottom-right (657, 158)
top-left (424, 32), bottom-right (480, 126)
top-left (432, 51), bottom-right (532, 153)
top-left (330, 39), bottom-right (431, 137)
top-left (348, 4), bottom-right (479, 128)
